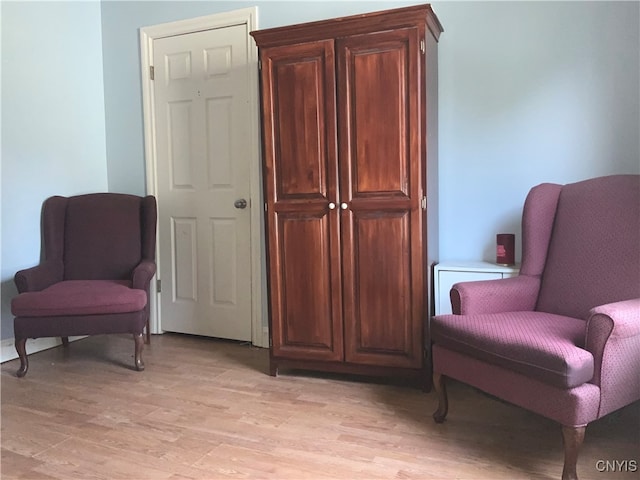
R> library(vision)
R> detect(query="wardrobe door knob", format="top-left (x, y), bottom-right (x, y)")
top-left (340, 203), bottom-right (348, 210)
top-left (328, 202), bottom-right (336, 210)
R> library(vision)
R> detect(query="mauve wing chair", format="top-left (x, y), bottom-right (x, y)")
top-left (11, 193), bottom-right (157, 377)
top-left (430, 175), bottom-right (640, 480)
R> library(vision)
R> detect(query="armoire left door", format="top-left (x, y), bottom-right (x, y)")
top-left (259, 40), bottom-right (344, 365)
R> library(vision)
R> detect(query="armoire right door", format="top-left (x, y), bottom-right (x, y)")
top-left (337, 26), bottom-right (425, 369)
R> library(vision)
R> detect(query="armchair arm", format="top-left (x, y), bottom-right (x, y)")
top-left (586, 298), bottom-right (640, 340)
top-left (451, 274), bottom-right (540, 315)
top-left (132, 260), bottom-right (156, 290)
top-left (585, 298), bottom-right (640, 413)
top-left (14, 259), bottom-right (63, 293)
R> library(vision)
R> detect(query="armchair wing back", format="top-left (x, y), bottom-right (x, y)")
top-left (431, 175), bottom-right (640, 480)
top-left (11, 193), bottom-right (157, 377)
top-left (535, 175), bottom-right (640, 318)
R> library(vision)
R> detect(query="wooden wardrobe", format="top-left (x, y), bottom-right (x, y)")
top-left (251, 4), bottom-right (442, 383)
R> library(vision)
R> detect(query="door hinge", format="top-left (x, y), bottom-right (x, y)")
top-left (156, 279), bottom-right (161, 292)
top-left (421, 196), bottom-right (427, 210)
top-left (149, 65), bottom-right (155, 80)
top-left (258, 59), bottom-right (262, 71)
top-left (264, 202), bottom-right (268, 212)
top-left (420, 39), bottom-right (426, 54)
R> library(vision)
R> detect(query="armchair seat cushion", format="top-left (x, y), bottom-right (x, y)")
top-left (11, 280), bottom-right (146, 317)
top-left (431, 312), bottom-right (594, 389)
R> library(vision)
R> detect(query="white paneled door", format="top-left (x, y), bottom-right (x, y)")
top-left (153, 24), bottom-right (252, 340)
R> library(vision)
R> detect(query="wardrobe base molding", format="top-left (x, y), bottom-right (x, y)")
top-left (270, 358), bottom-right (431, 389)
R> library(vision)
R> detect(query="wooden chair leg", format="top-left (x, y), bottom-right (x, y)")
top-left (61, 336), bottom-right (69, 347)
top-left (432, 372), bottom-right (449, 423)
top-left (15, 338), bottom-right (29, 378)
top-left (133, 333), bottom-right (145, 371)
top-left (144, 298), bottom-right (151, 345)
top-left (561, 425), bottom-right (586, 480)
top-left (145, 317), bottom-right (151, 345)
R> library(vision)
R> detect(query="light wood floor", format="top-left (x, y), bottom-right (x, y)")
top-left (1, 334), bottom-right (638, 480)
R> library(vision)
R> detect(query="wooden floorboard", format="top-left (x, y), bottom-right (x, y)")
top-left (1, 333), bottom-right (638, 479)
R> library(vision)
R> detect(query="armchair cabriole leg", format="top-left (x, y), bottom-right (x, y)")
top-left (133, 333), bottom-right (145, 371)
top-left (145, 301), bottom-right (151, 345)
top-left (432, 372), bottom-right (448, 423)
top-left (15, 338), bottom-right (28, 378)
top-left (561, 425), bottom-right (586, 480)
top-left (61, 336), bottom-right (69, 347)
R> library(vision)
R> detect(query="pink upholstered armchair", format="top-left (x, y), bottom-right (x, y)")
top-left (430, 175), bottom-right (640, 480)
top-left (11, 193), bottom-right (157, 377)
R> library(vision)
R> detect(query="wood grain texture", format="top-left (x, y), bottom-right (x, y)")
top-left (2, 334), bottom-right (638, 480)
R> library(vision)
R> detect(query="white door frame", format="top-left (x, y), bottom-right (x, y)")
top-left (140, 7), bottom-right (267, 347)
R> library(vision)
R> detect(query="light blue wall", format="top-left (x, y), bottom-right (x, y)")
top-left (101, 0), bottom-right (640, 260)
top-left (0, 1), bottom-right (108, 339)
top-left (437, 1), bottom-right (640, 261)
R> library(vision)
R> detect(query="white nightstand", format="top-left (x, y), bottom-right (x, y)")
top-left (433, 261), bottom-right (520, 315)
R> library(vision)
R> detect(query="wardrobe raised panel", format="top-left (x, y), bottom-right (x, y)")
top-left (338, 28), bottom-right (417, 199)
top-left (342, 211), bottom-right (419, 368)
top-left (271, 212), bottom-right (343, 362)
top-left (262, 41), bottom-right (336, 202)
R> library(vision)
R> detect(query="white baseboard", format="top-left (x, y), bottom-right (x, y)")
top-left (1, 329), bottom-right (267, 363)
top-left (1, 336), bottom-right (86, 364)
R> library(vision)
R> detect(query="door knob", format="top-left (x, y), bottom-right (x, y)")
top-left (340, 202), bottom-right (348, 210)
top-left (328, 202), bottom-right (336, 210)
top-left (234, 198), bottom-right (248, 209)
